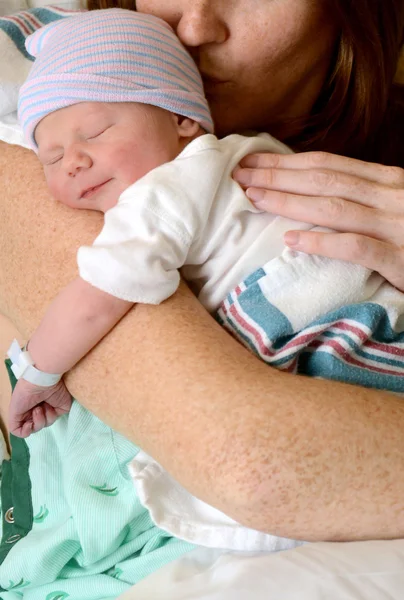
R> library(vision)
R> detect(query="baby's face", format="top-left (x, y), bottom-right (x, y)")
top-left (35, 102), bottom-right (200, 212)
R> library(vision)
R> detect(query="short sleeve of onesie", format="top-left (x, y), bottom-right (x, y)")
top-left (77, 181), bottom-right (194, 304)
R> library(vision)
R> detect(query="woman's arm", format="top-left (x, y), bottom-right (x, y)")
top-left (1, 141), bottom-right (404, 542)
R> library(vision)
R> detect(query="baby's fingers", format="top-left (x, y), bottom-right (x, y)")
top-left (43, 404), bottom-right (59, 428)
top-left (31, 405), bottom-right (46, 433)
top-left (14, 419), bottom-right (34, 439)
top-left (32, 404), bottom-right (59, 433)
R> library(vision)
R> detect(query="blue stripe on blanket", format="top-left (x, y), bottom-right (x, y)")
top-left (320, 330), bottom-right (404, 369)
top-left (0, 8), bottom-right (72, 60)
top-left (300, 352), bottom-right (404, 393)
top-left (217, 271), bottom-right (404, 393)
top-left (308, 302), bottom-right (404, 345)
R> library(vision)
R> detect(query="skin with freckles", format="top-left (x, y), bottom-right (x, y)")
top-left (136, 0), bottom-right (338, 138)
top-left (1, 0), bottom-right (404, 541)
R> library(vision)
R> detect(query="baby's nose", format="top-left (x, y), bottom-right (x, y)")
top-left (65, 149), bottom-right (92, 177)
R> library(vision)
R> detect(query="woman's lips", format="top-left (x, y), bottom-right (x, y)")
top-left (81, 179), bottom-right (111, 199)
top-left (202, 75), bottom-right (229, 85)
top-left (202, 76), bottom-right (234, 94)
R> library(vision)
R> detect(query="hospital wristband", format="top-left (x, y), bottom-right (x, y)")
top-left (7, 339), bottom-right (63, 387)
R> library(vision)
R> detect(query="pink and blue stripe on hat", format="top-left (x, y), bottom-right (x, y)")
top-left (18, 8), bottom-right (213, 149)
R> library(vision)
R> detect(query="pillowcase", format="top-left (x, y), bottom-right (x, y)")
top-left (27, 1), bottom-right (81, 6)
top-left (0, 2), bottom-right (29, 17)
top-left (0, 6), bottom-right (80, 118)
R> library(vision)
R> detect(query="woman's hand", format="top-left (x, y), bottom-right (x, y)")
top-left (233, 152), bottom-right (404, 291)
top-left (9, 378), bottom-right (72, 438)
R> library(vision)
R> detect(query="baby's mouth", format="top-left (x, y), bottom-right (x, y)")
top-left (81, 179), bottom-right (112, 199)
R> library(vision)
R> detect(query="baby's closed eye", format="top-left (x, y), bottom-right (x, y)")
top-left (46, 155), bottom-right (63, 165)
top-left (39, 153), bottom-right (63, 166)
top-left (87, 125), bottom-right (112, 140)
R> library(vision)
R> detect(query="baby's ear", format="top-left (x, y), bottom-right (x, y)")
top-left (174, 115), bottom-right (202, 138)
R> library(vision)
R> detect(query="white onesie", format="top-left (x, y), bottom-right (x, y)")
top-left (77, 132), bottom-right (303, 313)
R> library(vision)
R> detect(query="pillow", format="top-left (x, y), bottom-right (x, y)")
top-left (0, 1), bottom-right (81, 15)
top-left (0, 1), bottom-right (29, 17)
top-left (0, 6), bottom-right (80, 118)
top-left (27, 1), bottom-right (81, 6)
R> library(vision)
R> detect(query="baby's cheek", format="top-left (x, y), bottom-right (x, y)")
top-left (47, 175), bottom-right (75, 207)
top-left (109, 144), bottom-right (146, 182)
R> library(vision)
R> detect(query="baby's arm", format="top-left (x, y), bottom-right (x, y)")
top-left (28, 276), bottom-right (133, 374)
top-left (9, 277), bottom-right (132, 437)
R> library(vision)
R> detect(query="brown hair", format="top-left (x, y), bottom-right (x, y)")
top-left (87, 0), bottom-right (404, 166)
top-left (294, 0), bottom-right (404, 166)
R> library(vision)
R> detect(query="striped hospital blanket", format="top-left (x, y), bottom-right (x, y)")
top-left (217, 249), bottom-right (404, 393)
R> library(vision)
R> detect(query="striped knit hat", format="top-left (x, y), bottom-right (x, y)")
top-left (18, 8), bottom-right (213, 149)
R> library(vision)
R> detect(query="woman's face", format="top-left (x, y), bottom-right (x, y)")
top-left (136, 0), bottom-right (337, 137)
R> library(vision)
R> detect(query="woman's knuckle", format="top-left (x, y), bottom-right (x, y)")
top-left (397, 189), bottom-right (404, 205)
top-left (324, 196), bottom-right (345, 219)
top-left (308, 151), bottom-right (330, 167)
top-left (346, 235), bottom-right (368, 261)
top-left (311, 169), bottom-right (336, 190)
top-left (265, 191), bottom-right (286, 212)
top-left (383, 165), bottom-right (404, 187)
top-left (265, 153), bottom-right (281, 167)
top-left (263, 168), bottom-right (275, 187)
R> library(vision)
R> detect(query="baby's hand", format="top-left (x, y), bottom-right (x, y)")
top-left (9, 378), bottom-right (72, 438)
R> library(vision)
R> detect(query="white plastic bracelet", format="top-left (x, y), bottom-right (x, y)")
top-left (7, 339), bottom-right (62, 387)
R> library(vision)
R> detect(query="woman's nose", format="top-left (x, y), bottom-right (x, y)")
top-left (175, 1), bottom-right (229, 47)
top-left (63, 148), bottom-right (92, 177)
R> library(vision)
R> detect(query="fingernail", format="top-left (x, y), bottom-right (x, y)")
top-left (232, 167), bottom-right (248, 183)
top-left (284, 231), bottom-right (301, 247)
top-left (246, 188), bottom-right (264, 203)
top-left (239, 155), bottom-right (259, 168)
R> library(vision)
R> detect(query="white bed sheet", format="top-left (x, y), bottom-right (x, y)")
top-left (118, 541), bottom-right (404, 600)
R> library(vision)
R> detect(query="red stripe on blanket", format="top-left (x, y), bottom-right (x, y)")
top-left (309, 338), bottom-right (404, 376)
top-left (19, 11), bottom-right (43, 30)
top-left (7, 15), bottom-right (31, 35)
top-left (229, 303), bottom-right (274, 357)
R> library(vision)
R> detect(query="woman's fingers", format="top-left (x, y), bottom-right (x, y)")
top-left (284, 230), bottom-right (404, 292)
top-left (233, 151), bottom-right (404, 291)
top-left (244, 188), bottom-right (402, 243)
top-left (233, 165), bottom-right (402, 210)
top-left (239, 151), bottom-right (404, 188)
